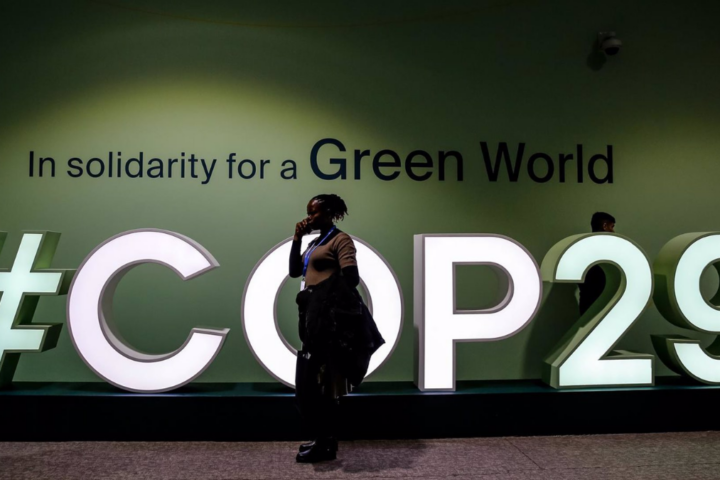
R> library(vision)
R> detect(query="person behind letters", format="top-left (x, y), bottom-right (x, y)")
top-left (578, 212), bottom-right (616, 315)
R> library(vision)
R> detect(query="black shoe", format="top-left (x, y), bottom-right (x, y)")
top-left (298, 440), bottom-right (315, 453)
top-left (296, 439), bottom-right (337, 463)
top-left (299, 438), bottom-right (338, 453)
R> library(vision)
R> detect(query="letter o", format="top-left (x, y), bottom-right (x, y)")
top-left (242, 235), bottom-right (403, 387)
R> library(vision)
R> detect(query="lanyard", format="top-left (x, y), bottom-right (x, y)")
top-left (302, 226), bottom-right (336, 278)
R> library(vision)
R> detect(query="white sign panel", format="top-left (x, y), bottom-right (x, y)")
top-left (414, 234), bottom-right (542, 391)
top-left (67, 230), bottom-right (229, 393)
top-left (242, 234), bottom-right (403, 387)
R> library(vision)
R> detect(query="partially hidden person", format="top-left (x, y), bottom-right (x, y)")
top-left (578, 211), bottom-right (616, 315)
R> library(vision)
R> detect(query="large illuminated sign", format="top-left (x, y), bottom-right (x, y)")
top-left (653, 233), bottom-right (720, 384)
top-left (66, 230), bottom-right (229, 393)
top-left (413, 235), bottom-right (542, 391)
top-left (541, 234), bottom-right (654, 388)
top-left (0, 232), bottom-right (74, 387)
top-left (242, 234), bottom-right (403, 387)
top-left (7, 227), bottom-right (720, 393)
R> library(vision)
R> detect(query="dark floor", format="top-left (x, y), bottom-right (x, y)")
top-left (2, 432), bottom-right (720, 479)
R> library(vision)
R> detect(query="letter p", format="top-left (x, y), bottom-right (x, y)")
top-left (414, 235), bottom-right (542, 391)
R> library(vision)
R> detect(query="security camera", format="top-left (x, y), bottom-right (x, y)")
top-left (598, 31), bottom-right (622, 55)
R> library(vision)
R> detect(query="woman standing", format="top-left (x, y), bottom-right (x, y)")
top-left (289, 194), bottom-right (381, 463)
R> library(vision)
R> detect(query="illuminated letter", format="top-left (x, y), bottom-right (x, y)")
top-left (242, 234), bottom-right (403, 387)
top-left (542, 234), bottom-right (654, 388)
top-left (414, 234), bottom-right (541, 391)
top-left (0, 232), bottom-right (74, 387)
top-left (67, 229), bottom-right (229, 393)
top-left (653, 233), bottom-right (720, 383)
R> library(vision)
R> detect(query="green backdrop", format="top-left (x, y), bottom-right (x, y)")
top-left (1, 0), bottom-right (719, 383)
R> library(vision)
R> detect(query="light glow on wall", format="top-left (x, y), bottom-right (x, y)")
top-left (414, 234), bottom-right (542, 391)
top-left (242, 234), bottom-right (403, 387)
top-left (66, 229), bottom-right (229, 393)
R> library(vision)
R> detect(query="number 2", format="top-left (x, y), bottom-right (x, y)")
top-left (541, 233), bottom-right (654, 388)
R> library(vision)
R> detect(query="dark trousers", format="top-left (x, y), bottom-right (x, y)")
top-left (295, 349), bottom-right (339, 440)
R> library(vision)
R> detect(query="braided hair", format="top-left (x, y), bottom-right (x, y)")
top-left (311, 193), bottom-right (348, 222)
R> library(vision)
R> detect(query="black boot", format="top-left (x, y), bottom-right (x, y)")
top-left (296, 438), bottom-right (337, 463)
top-left (299, 438), bottom-right (338, 453)
top-left (298, 440), bottom-right (315, 453)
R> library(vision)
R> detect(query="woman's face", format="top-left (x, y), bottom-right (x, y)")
top-left (306, 200), bottom-right (333, 230)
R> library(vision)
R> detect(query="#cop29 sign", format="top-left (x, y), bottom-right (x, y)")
top-left (1, 228), bottom-right (719, 393)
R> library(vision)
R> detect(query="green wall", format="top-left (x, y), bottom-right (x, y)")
top-left (1, 0), bottom-right (719, 383)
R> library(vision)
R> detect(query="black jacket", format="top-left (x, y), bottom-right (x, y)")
top-left (578, 265), bottom-right (606, 315)
top-left (296, 273), bottom-right (385, 387)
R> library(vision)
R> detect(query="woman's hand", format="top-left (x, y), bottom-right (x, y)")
top-left (294, 219), bottom-right (311, 241)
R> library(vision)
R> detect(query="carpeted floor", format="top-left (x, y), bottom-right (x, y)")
top-left (1, 432), bottom-right (720, 479)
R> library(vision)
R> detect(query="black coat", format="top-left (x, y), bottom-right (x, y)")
top-left (296, 273), bottom-right (385, 387)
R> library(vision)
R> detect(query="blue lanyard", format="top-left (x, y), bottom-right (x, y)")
top-left (302, 226), bottom-right (336, 278)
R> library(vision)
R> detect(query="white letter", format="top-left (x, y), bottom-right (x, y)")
top-left (67, 229), bottom-right (228, 393)
top-left (242, 234), bottom-right (403, 387)
top-left (414, 234), bottom-right (541, 391)
top-left (542, 234), bottom-right (654, 388)
top-left (653, 233), bottom-right (720, 383)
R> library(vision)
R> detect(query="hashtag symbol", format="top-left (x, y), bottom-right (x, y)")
top-left (0, 232), bottom-right (74, 387)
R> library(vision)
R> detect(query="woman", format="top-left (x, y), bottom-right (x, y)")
top-left (289, 194), bottom-right (381, 463)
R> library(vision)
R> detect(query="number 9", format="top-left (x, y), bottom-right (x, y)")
top-left (653, 233), bottom-right (720, 384)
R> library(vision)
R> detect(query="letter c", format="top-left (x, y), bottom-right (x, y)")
top-left (66, 229), bottom-right (229, 393)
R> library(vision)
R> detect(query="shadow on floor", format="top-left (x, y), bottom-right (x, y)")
top-left (311, 439), bottom-right (428, 474)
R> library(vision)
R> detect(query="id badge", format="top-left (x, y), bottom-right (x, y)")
top-left (300, 279), bottom-right (306, 291)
